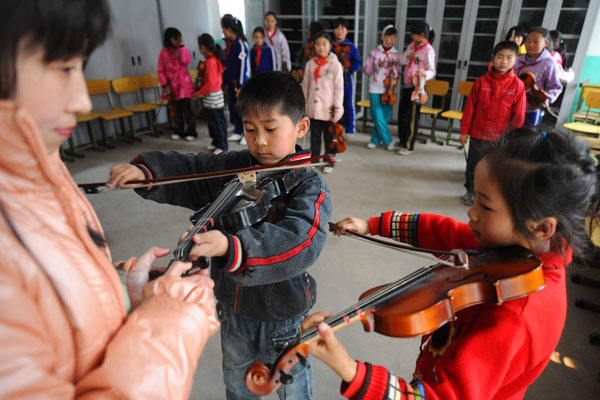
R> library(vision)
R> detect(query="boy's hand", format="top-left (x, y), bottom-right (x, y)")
top-left (332, 217), bottom-right (369, 236)
top-left (107, 164), bottom-right (146, 188)
top-left (188, 230), bottom-right (229, 260)
top-left (417, 68), bottom-right (426, 77)
top-left (459, 134), bottom-right (468, 146)
top-left (303, 313), bottom-right (358, 383)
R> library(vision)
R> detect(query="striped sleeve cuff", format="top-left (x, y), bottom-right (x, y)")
top-left (223, 234), bottom-right (244, 273)
top-left (132, 155), bottom-right (154, 191)
top-left (369, 211), bottom-right (395, 238)
top-left (390, 212), bottom-right (420, 247)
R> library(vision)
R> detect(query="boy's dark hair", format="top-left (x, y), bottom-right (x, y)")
top-left (221, 14), bottom-right (247, 42)
top-left (493, 41), bottom-right (519, 57)
top-left (410, 21), bottom-right (435, 45)
top-left (0, 0), bottom-right (110, 99)
top-left (309, 21), bottom-right (324, 39)
top-left (482, 128), bottom-right (600, 255)
top-left (163, 27), bottom-right (182, 48)
top-left (312, 31), bottom-right (331, 43)
top-left (236, 71), bottom-right (306, 125)
top-left (528, 26), bottom-right (550, 41)
top-left (264, 11), bottom-right (277, 19)
top-left (253, 26), bottom-right (265, 36)
top-left (198, 33), bottom-right (225, 66)
top-left (334, 17), bottom-right (348, 29)
top-left (505, 25), bottom-right (526, 41)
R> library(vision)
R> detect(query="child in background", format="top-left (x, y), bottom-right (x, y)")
top-left (108, 71), bottom-right (332, 400)
top-left (548, 30), bottom-right (574, 85)
top-left (158, 27), bottom-right (198, 141)
top-left (397, 21), bottom-right (436, 155)
top-left (221, 14), bottom-right (251, 145)
top-left (293, 21), bottom-right (324, 82)
top-left (459, 41), bottom-right (526, 206)
top-left (250, 27), bottom-right (277, 75)
top-left (363, 25), bottom-right (402, 150)
top-left (264, 11), bottom-right (292, 72)
top-left (332, 17), bottom-right (362, 134)
top-left (310, 128), bottom-right (599, 400)
top-left (506, 25), bottom-right (527, 55)
top-left (302, 31), bottom-right (344, 174)
top-left (514, 26), bottom-right (562, 126)
top-left (197, 33), bottom-right (227, 155)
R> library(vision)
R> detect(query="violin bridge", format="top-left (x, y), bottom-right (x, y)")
top-left (238, 171), bottom-right (257, 183)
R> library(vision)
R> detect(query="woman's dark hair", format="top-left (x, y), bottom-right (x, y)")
top-left (308, 21), bottom-right (324, 39)
top-left (237, 71), bottom-right (306, 125)
top-left (312, 31), bottom-right (331, 44)
top-left (548, 29), bottom-right (568, 67)
top-left (163, 27), bottom-right (182, 49)
top-left (505, 25), bottom-right (526, 41)
top-left (482, 128), bottom-right (600, 256)
top-left (253, 26), bottom-right (265, 36)
top-left (221, 14), bottom-right (247, 42)
top-left (410, 21), bottom-right (435, 45)
top-left (198, 33), bottom-right (224, 66)
top-left (0, 0), bottom-right (111, 99)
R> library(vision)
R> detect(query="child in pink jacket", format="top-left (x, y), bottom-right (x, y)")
top-left (158, 27), bottom-right (197, 141)
top-left (302, 31), bottom-right (344, 174)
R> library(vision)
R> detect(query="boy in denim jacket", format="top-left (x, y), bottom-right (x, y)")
top-left (108, 71), bottom-right (332, 399)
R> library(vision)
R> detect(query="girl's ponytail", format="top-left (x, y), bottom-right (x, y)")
top-left (198, 33), bottom-right (225, 66)
top-left (410, 21), bottom-right (435, 45)
top-left (221, 14), bottom-right (247, 42)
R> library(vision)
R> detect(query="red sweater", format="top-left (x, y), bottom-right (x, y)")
top-left (460, 69), bottom-right (526, 141)
top-left (341, 212), bottom-right (569, 400)
top-left (197, 55), bottom-right (224, 96)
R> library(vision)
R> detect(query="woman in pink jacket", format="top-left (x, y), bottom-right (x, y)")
top-left (302, 31), bottom-right (344, 174)
top-left (158, 27), bottom-right (198, 141)
top-left (0, 1), bottom-right (219, 398)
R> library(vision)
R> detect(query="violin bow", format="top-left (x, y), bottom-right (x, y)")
top-left (327, 222), bottom-right (468, 268)
top-left (78, 154), bottom-right (337, 194)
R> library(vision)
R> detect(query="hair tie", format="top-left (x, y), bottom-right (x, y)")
top-left (541, 130), bottom-right (547, 138)
top-left (233, 16), bottom-right (238, 24)
top-left (382, 24), bottom-right (394, 36)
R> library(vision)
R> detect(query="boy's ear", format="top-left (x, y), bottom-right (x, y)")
top-left (295, 116), bottom-right (310, 139)
top-left (526, 217), bottom-right (557, 241)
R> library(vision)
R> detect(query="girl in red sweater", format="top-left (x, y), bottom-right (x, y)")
top-left (306, 128), bottom-right (600, 399)
top-left (196, 33), bottom-right (227, 154)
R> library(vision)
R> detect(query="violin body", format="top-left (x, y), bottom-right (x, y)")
top-left (518, 71), bottom-right (558, 120)
top-left (245, 246), bottom-right (544, 396)
top-left (411, 73), bottom-right (428, 105)
top-left (328, 105), bottom-right (347, 153)
top-left (334, 43), bottom-right (351, 71)
top-left (195, 60), bottom-right (206, 90)
top-left (381, 75), bottom-right (398, 105)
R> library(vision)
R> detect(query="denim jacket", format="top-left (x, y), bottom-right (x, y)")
top-left (131, 147), bottom-right (332, 321)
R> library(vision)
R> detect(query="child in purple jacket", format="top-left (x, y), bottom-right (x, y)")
top-left (513, 26), bottom-right (562, 126)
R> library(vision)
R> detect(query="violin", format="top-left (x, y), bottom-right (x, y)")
top-left (195, 60), bottom-right (206, 90)
top-left (381, 62), bottom-right (398, 105)
top-left (244, 229), bottom-right (545, 396)
top-left (334, 42), bottom-right (352, 85)
top-left (411, 72), bottom-right (428, 104)
top-left (519, 72), bottom-right (559, 120)
top-left (327, 105), bottom-right (347, 153)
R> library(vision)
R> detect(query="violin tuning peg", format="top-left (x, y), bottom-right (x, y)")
top-left (278, 370), bottom-right (293, 385)
top-left (296, 353), bottom-right (307, 367)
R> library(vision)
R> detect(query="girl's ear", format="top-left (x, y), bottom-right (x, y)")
top-left (295, 116), bottom-right (310, 139)
top-left (527, 217), bottom-right (557, 241)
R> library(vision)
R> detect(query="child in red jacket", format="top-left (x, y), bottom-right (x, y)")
top-left (306, 128), bottom-right (600, 400)
top-left (459, 41), bottom-right (526, 206)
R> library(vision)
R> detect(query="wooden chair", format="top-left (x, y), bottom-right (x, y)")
top-left (440, 81), bottom-right (474, 146)
top-left (571, 81), bottom-right (600, 124)
top-left (189, 69), bottom-right (198, 84)
top-left (137, 72), bottom-right (171, 128)
top-left (564, 92), bottom-right (600, 137)
top-left (112, 77), bottom-right (159, 138)
top-left (86, 78), bottom-right (135, 146)
top-left (419, 79), bottom-right (450, 144)
top-left (356, 99), bottom-right (371, 133)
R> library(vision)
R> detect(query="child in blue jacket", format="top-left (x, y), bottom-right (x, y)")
top-left (250, 27), bottom-right (277, 75)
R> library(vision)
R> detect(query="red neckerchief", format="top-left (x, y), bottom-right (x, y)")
top-left (267, 28), bottom-right (277, 46)
top-left (314, 56), bottom-right (329, 82)
top-left (408, 40), bottom-right (428, 67)
top-left (255, 45), bottom-right (262, 67)
top-left (515, 56), bottom-right (542, 75)
top-left (225, 39), bottom-right (233, 58)
top-left (382, 45), bottom-right (392, 63)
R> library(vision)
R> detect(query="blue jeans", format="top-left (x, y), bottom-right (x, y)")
top-left (369, 93), bottom-right (393, 146)
top-left (218, 303), bottom-right (313, 400)
top-left (207, 108), bottom-right (228, 151)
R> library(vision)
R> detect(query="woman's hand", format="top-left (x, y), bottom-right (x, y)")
top-left (332, 217), bottom-right (369, 236)
top-left (107, 164), bottom-right (146, 188)
top-left (303, 312), bottom-right (358, 383)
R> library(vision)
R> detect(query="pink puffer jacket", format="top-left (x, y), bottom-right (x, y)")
top-left (157, 46), bottom-right (194, 100)
top-left (0, 102), bottom-right (219, 399)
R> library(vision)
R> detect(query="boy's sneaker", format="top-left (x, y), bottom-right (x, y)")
top-left (239, 136), bottom-right (247, 145)
top-left (461, 192), bottom-right (475, 206)
top-left (366, 143), bottom-right (377, 149)
top-left (212, 148), bottom-right (224, 155)
top-left (397, 147), bottom-right (411, 155)
top-left (227, 133), bottom-right (242, 141)
top-left (207, 144), bottom-right (216, 151)
top-left (322, 166), bottom-right (334, 174)
top-left (227, 125), bottom-right (235, 133)
top-left (170, 134), bottom-right (181, 140)
top-left (185, 135), bottom-right (195, 141)
top-left (386, 142), bottom-right (395, 151)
